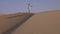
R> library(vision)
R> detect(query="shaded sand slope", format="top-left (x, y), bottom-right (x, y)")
top-left (0, 13), bottom-right (33, 34)
top-left (12, 11), bottom-right (60, 34)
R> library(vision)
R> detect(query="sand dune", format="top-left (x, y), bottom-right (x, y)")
top-left (0, 13), bottom-right (33, 34)
top-left (11, 10), bottom-right (60, 34)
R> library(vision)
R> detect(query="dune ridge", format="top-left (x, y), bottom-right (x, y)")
top-left (11, 10), bottom-right (60, 34)
top-left (0, 12), bottom-right (33, 34)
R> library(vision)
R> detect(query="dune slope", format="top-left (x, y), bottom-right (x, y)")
top-left (0, 13), bottom-right (33, 34)
top-left (12, 11), bottom-right (60, 34)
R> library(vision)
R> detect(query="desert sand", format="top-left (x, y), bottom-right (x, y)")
top-left (11, 10), bottom-right (60, 34)
top-left (0, 13), bottom-right (33, 34)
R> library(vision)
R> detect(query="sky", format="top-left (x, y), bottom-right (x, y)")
top-left (0, 0), bottom-right (60, 14)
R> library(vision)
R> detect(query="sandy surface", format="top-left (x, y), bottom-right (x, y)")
top-left (12, 11), bottom-right (60, 34)
top-left (0, 13), bottom-right (32, 34)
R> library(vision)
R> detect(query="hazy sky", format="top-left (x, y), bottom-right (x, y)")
top-left (0, 0), bottom-right (60, 14)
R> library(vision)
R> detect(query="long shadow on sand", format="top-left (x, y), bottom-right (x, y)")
top-left (2, 14), bottom-right (34, 34)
